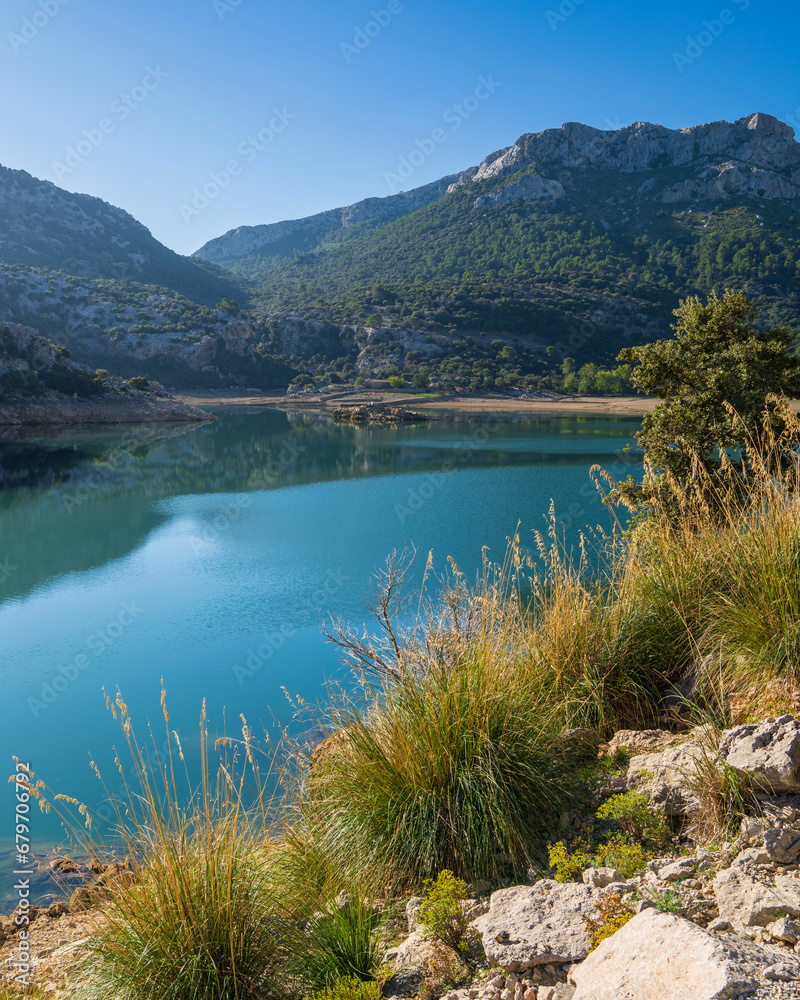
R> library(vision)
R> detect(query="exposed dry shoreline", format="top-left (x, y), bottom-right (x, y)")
top-left (174, 391), bottom-right (660, 415)
top-left (0, 393), bottom-right (216, 426)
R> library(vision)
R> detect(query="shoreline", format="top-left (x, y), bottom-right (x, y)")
top-left (0, 394), bottom-right (216, 427)
top-left (174, 390), bottom-right (660, 416)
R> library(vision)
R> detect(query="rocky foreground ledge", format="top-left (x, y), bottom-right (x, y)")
top-left (7, 718), bottom-right (800, 997)
top-left (386, 717), bottom-right (800, 1000)
top-left (0, 392), bottom-right (215, 425)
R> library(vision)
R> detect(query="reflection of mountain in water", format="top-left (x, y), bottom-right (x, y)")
top-left (0, 408), bottom-right (641, 605)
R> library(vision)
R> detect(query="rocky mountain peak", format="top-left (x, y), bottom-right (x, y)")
top-left (195, 113), bottom-right (800, 265)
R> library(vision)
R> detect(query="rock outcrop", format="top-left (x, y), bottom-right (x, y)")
top-left (626, 740), bottom-right (704, 816)
top-left (332, 403), bottom-right (431, 424)
top-left (471, 881), bottom-right (604, 970)
top-left (569, 909), bottom-right (785, 1000)
top-left (0, 322), bottom-right (214, 424)
top-left (719, 715), bottom-right (800, 792)
top-left (714, 867), bottom-right (800, 929)
top-left (194, 174), bottom-right (462, 264)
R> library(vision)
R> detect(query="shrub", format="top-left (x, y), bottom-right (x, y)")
top-left (548, 840), bottom-right (594, 883)
top-left (583, 893), bottom-right (634, 950)
top-left (40, 367), bottom-right (105, 397)
top-left (596, 791), bottom-right (670, 847)
top-left (548, 834), bottom-right (646, 883)
top-left (595, 834), bottom-right (647, 878)
top-left (417, 870), bottom-right (469, 952)
top-left (127, 376), bottom-right (149, 391)
top-left (311, 976), bottom-right (383, 1000)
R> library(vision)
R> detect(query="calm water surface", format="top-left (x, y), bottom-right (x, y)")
top-left (0, 406), bottom-right (641, 906)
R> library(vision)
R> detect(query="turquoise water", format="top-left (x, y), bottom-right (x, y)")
top-left (0, 407), bottom-right (642, 906)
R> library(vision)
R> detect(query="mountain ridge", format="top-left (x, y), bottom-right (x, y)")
top-left (2, 111), bottom-right (800, 394)
top-left (194, 112), bottom-right (800, 270)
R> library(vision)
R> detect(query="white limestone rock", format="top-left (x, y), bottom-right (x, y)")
top-left (471, 881), bottom-right (603, 970)
top-left (570, 909), bottom-right (781, 1000)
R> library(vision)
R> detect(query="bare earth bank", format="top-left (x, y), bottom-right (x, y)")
top-left (174, 391), bottom-right (660, 415)
top-left (0, 394), bottom-right (215, 426)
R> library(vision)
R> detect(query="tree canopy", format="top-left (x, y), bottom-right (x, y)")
top-left (618, 290), bottom-right (800, 486)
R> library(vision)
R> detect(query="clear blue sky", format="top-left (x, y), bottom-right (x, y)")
top-left (1, 0), bottom-right (798, 256)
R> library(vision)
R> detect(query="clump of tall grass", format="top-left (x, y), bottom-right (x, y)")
top-left (27, 689), bottom-right (292, 1000)
top-left (617, 397), bottom-right (800, 718)
top-left (288, 643), bottom-right (578, 893)
top-left (290, 893), bottom-right (385, 993)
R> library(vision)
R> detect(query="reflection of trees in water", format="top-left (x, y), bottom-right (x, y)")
top-left (0, 442), bottom-right (93, 489)
top-left (0, 409), bottom-right (640, 606)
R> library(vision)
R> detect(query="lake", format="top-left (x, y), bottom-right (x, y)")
top-left (0, 406), bottom-right (642, 907)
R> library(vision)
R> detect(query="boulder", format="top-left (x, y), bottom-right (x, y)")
top-left (763, 827), bottom-right (800, 863)
top-left (569, 909), bottom-right (780, 1000)
top-left (406, 896), bottom-right (424, 933)
top-left (627, 741), bottom-right (703, 816)
top-left (471, 880), bottom-right (602, 970)
top-left (764, 962), bottom-right (800, 982)
top-left (383, 931), bottom-right (437, 997)
top-left (659, 858), bottom-right (699, 882)
top-left (581, 868), bottom-right (622, 889)
top-left (768, 916), bottom-right (800, 944)
top-left (714, 867), bottom-right (800, 927)
top-left (719, 716), bottom-right (800, 792)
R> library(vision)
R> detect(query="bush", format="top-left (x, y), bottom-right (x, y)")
top-left (583, 893), bottom-right (634, 950)
top-left (595, 834), bottom-right (647, 878)
top-left (311, 976), bottom-right (383, 1000)
top-left (548, 840), bottom-right (594, 883)
top-left (417, 870), bottom-right (469, 951)
top-left (39, 367), bottom-right (105, 397)
top-left (127, 376), bottom-right (149, 391)
top-left (596, 791), bottom-right (670, 847)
